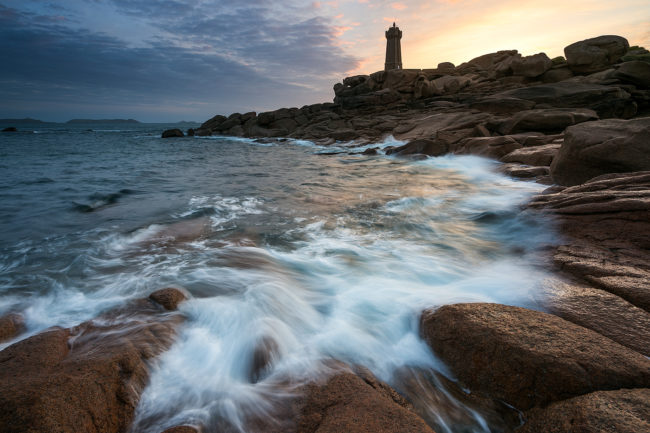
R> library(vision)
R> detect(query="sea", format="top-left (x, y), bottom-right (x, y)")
top-left (0, 121), bottom-right (557, 432)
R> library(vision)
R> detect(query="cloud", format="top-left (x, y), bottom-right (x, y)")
top-left (0, 2), bottom-right (360, 121)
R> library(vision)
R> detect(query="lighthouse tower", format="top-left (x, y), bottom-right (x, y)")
top-left (385, 22), bottom-right (403, 70)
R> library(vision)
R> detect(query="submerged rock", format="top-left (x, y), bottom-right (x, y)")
top-left (420, 303), bottom-right (650, 410)
top-left (1, 126), bottom-right (17, 132)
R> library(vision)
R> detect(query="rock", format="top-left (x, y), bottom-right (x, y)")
top-left (0, 313), bottom-right (25, 342)
top-left (161, 128), bottom-right (184, 138)
top-left (501, 143), bottom-right (560, 166)
top-left (194, 128), bottom-right (211, 136)
top-left (453, 136), bottom-right (522, 159)
top-left (420, 303), bottom-right (650, 410)
top-left (493, 82), bottom-right (636, 118)
top-left (2, 127), bottom-right (17, 132)
top-left (431, 75), bottom-right (471, 94)
top-left (329, 128), bottom-right (359, 141)
top-left (497, 108), bottom-right (598, 135)
top-left (499, 164), bottom-right (551, 181)
top-left (0, 293), bottom-right (183, 433)
top-left (361, 147), bottom-right (378, 155)
top-left (387, 138), bottom-right (448, 157)
top-left (469, 97), bottom-right (536, 114)
top-left (565, 35), bottom-right (630, 74)
top-left (538, 279), bottom-right (650, 356)
top-left (550, 117), bottom-right (650, 186)
top-left (161, 427), bottom-right (199, 433)
top-left (613, 60), bottom-right (650, 88)
top-left (528, 171), bottom-right (650, 312)
top-left (186, 128), bottom-right (194, 137)
top-left (519, 388), bottom-right (650, 433)
top-left (466, 50), bottom-right (519, 71)
top-left (541, 66), bottom-right (574, 83)
top-left (149, 288), bottom-right (188, 311)
top-left (293, 369), bottom-right (434, 433)
top-left (511, 53), bottom-right (553, 77)
top-left (199, 114), bottom-right (226, 130)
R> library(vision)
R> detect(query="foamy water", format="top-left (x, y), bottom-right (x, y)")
top-left (0, 126), bottom-right (555, 432)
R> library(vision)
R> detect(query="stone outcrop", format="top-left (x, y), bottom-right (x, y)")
top-left (564, 35), bottom-right (630, 74)
top-left (519, 388), bottom-right (650, 433)
top-left (420, 303), bottom-right (650, 410)
top-left (550, 117), bottom-right (650, 186)
top-left (0, 289), bottom-right (187, 433)
top-left (528, 171), bottom-right (650, 312)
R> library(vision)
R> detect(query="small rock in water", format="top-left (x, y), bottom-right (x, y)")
top-left (149, 288), bottom-right (188, 311)
top-left (161, 128), bottom-right (184, 138)
top-left (0, 312), bottom-right (25, 342)
top-left (2, 126), bottom-right (17, 132)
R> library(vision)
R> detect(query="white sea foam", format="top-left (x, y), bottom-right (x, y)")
top-left (130, 155), bottom-right (552, 432)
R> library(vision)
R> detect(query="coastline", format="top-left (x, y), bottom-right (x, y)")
top-left (2, 34), bottom-right (649, 432)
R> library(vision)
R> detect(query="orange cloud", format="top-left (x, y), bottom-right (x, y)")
top-left (391, 2), bottom-right (407, 10)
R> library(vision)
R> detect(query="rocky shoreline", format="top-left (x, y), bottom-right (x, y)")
top-left (4, 34), bottom-right (650, 432)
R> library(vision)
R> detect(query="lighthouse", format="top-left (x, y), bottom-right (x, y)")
top-left (385, 22), bottom-right (403, 70)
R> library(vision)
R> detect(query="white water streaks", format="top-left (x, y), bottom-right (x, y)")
top-left (130, 155), bottom-right (555, 432)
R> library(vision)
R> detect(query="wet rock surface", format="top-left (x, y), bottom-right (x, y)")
top-left (537, 279), bottom-right (650, 356)
top-left (420, 303), bottom-right (650, 410)
top-left (519, 388), bottom-right (650, 433)
top-left (0, 290), bottom-right (187, 433)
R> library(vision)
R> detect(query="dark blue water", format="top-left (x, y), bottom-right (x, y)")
top-left (0, 122), bottom-right (555, 432)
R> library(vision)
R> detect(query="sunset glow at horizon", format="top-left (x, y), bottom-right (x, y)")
top-left (1, 0), bottom-right (648, 121)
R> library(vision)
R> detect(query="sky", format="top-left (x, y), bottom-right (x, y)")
top-left (0, 0), bottom-right (648, 122)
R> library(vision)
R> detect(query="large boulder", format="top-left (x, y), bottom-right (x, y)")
top-left (420, 303), bottom-right (650, 410)
top-left (550, 117), bottom-right (650, 186)
top-left (0, 289), bottom-right (186, 433)
top-left (511, 53), bottom-right (553, 77)
top-left (519, 388), bottom-right (650, 433)
top-left (564, 35), bottom-right (629, 74)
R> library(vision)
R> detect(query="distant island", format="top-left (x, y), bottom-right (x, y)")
top-left (0, 118), bottom-right (48, 125)
top-left (66, 119), bottom-right (141, 124)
